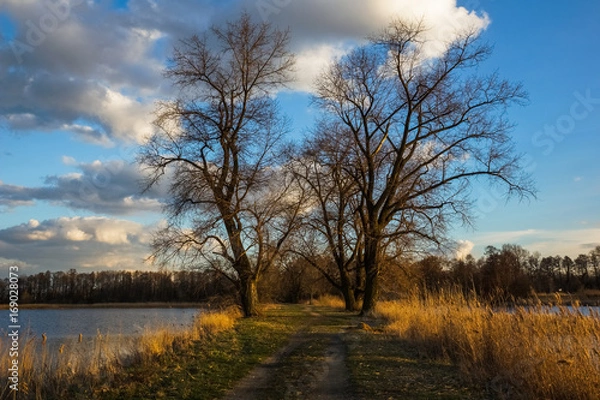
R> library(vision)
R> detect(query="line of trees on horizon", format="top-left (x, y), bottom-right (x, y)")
top-left (1, 269), bottom-right (234, 305)
top-left (4, 243), bottom-right (599, 306)
top-left (412, 244), bottom-right (600, 302)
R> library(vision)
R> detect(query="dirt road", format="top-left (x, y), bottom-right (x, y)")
top-left (223, 309), bottom-right (356, 400)
top-left (221, 306), bottom-right (484, 400)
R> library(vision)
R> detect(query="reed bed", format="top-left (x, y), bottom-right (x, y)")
top-left (0, 307), bottom-right (240, 400)
top-left (376, 292), bottom-right (600, 400)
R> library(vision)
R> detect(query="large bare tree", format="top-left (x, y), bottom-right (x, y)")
top-left (291, 126), bottom-right (365, 311)
top-left (314, 20), bottom-right (534, 315)
top-left (139, 13), bottom-right (296, 317)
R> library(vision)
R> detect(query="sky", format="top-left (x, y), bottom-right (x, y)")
top-left (0, 0), bottom-right (599, 273)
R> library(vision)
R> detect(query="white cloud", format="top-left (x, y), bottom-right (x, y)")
top-left (259, 0), bottom-right (490, 91)
top-left (455, 239), bottom-right (474, 259)
top-left (94, 87), bottom-right (155, 144)
top-left (0, 0), bottom-right (490, 143)
top-left (93, 222), bottom-right (132, 245)
top-left (0, 159), bottom-right (166, 215)
top-left (65, 228), bottom-right (93, 242)
top-left (0, 0), bottom-right (165, 144)
top-left (474, 229), bottom-right (540, 245)
top-left (0, 216), bottom-right (156, 272)
top-left (26, 229), bottom-right (56, 241)
top-left (292, 43), bottom-right (350, 93)
top-left (62, 155), bottom-right (77, 166)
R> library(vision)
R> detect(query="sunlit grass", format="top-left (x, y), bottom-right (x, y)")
top-left (376, 292), bottom-right (600, 399)
top-left (196, 307), bottom-right (241, 337)
top-left (309, 294), bottom-right (346, 309)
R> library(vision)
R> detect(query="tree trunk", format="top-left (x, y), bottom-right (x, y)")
top-left (225, 216), bottom-right (261, 317)
top-left (361, 268), bottom-right (379, 315)
top-left (240, 274), bottom-right (259, 317)
top-left (340, 285), bottom-right (358, 312)
top-left (360, 239), bottom-right (380, 316)
top-left (337, 265), bottom-right (358, 311)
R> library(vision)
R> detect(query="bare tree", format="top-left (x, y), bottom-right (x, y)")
top-left (139, 13), bottom-right (296, 317)
top-left (314, 20), bottom-right (534, 315)
top-left (291, 127), bottom-right (365, 311)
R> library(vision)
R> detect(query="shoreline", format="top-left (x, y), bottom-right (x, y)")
top-left (0, 302), bottom-right (208, 310)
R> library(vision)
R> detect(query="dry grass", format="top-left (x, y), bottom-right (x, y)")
top-left (1, 332), bottom-right (126, 399)
top-left (309, 294), bottom-right (346, 309)
top-left (196, 307), bottom-right (241, 337)
top-left (0, 307), bottom-right (240, 400)
top-left (376, 292), bottom-right (600, 400)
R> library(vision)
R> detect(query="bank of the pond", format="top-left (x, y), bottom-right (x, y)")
top-left (0, 302), bottom-right (207, 309)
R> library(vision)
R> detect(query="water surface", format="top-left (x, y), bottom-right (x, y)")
top-left (16, 307), bottom-right (201, 340)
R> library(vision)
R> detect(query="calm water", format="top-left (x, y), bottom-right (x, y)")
top-left (501, 305), bottom-right (600, 317)
top-left (13, 307), bottom-right (202, 340)
top-left (537, 305), bottom-right (600, 316)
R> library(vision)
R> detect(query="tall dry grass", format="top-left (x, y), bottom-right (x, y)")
top-left (310, 294), bottom-right (346, 309)
top-left (0, 307), bottom-right (240, 400)
top-left (376, 292), bottom-right (600, 399)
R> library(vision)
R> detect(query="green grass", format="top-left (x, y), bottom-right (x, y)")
top-left (99, 305), bottom-right (311, 400)
top-left (346, 332), bottom-right (485, 400)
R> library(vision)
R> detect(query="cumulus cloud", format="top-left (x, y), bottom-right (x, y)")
top-left (0, 216), bottom-right (154, 272)
top-left (292, 43), bottom-right (350, 93)
top-left (0, 0), bottom-right (489, 141)
top-left (0, 158), bottom-right (167, 215)
top-left (0, 0), bottom-right (168, 144)
top-left (250, 0), bottom-right (490, 91)
top-left (455, 239), bottom-right (475, 259)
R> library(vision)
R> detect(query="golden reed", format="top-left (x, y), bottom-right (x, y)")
top-left (376, 291), bottom-right (600, 400)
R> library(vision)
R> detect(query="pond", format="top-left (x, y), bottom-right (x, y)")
top-left (12, 307), bottom-right (202, 341)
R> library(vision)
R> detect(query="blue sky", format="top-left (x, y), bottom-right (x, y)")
top-left (0, 0), bottom-right (599, 272)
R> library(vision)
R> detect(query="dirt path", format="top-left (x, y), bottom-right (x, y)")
top-left (221, 306), bottom-right (484, 400)
top-left (222, 310), bottom-right (355, 400)
top-left (310, 334), bottom-right (350, 399)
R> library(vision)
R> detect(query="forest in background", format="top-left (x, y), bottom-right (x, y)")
top-left (4, 243), bottom-right (600, 306)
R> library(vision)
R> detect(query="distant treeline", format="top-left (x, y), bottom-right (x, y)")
top-left (0, 264), bottom-right (330, 305)
top-left (410, 244), bottom-right (600, 301)
top-left (3, 244), bottom-right (600, 305)
top-left (0, 269), bottom-right (236, 304)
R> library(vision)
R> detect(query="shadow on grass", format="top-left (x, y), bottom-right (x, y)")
top-left (346, 333), bottom-right (486, 400)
